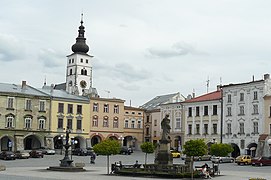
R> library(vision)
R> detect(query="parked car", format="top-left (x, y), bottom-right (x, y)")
top-left (251, 156), bottom-right (271, 166)
top-left (72, 148), bottom-right (88, 156)
top-left (119, 146), bottom-right (132, 155)
top-left (235, 155), bottom-right (252, 165)
top-left (170, 150), bottom-right (181, 158)
top-left (0, 151), bottom-right (16, 160)
top-left (15, 150), bottom-right (30, 159)
top-left (39, 147), bottom-right (55, 155)
top-left (29, 150), bottom-right (44, 158)
top-left (197, 155), bottom-right (212, 161)
top-left (211, 156), bottom-right (234, 163)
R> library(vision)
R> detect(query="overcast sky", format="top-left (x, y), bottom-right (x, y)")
top-left (1, 0), bottom-right (271, 107)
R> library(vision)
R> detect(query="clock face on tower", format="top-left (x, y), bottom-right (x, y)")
top-left (80, 80), bottom-right (87, 88)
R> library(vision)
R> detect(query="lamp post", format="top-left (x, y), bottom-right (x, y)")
top-left (118, 135), bottom-right (124, 147)
top-left (267, 139), bottom-right (271, 156)
top-left (58, 135), bottom-right (64, 155)
top-left (70, 137), bottom-right (78, 160)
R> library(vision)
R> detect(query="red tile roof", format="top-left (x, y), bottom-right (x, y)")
top-left (184, 90), bottom-right (221, 103)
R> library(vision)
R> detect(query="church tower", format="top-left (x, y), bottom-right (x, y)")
top-left (66, 14), bottom-right (93, 95)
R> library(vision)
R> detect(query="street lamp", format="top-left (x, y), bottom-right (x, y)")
top-left (58, 135), bottom-right (64, 155)
top-left (267, 139), bottom-right (271, 156)
top-left (70, 137), bottom-right (78, 160)
top-left (118, 136), bottom-right (124, 147)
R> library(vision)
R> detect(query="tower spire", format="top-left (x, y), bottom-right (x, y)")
top-left (71, 14), bottom-right (89, 53)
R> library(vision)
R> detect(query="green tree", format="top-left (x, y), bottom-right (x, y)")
top-left (93, 139), bottom-right (121, 174)
top-left (140, 142), bottom-right (155, 165)
top-left (210, 143), bottom-right (234, 157)
top-left (183, 139), bottom-right (208, 180)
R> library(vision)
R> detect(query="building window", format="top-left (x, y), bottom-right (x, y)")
top-left (39, 119), bottom-right (45, 129)
top-left (58, 118), bottom-right (63, 129)
top-left (77, 105), bottom-right (82, 114)
top-left (131, 120), bottom-right (135, 128)
top-left (67, 104), bottom-right (73, 114)
top-left (7, 97), bottom-right (14, 109)
top-left (104, 104), bottom-right (109, 113)
top-left (113, 119), bottom-right (118, 128)
top-left (227, 94), bottom-right (231, 103)
top-left (188, 107), bottom-right (192, 117)
top-left (69, 59), bottom-right (71, 64)
top-left (137, 120), bottom-right (142, 128)
top-left (196, 124), bottom-right (200, 134)
top-left (154, 131), bottom-right (157, 137)
top-left (154, 119), bottom-right (157, 126)
top-left (240, 139), bottom-right (245, 149)
top-left (146, 127), bottom-right (150, 135)
top-left (213, 105), bottom-right (217, 115)
top-left (58, 103), bottom-right (64, 113)
top-left (69, 69), bottom-right (72, 75)
top-left (25, 117), bottom-right (32, 129)
top-left (176, 118), bottom-right (181, 129)
top-left (253, 122), bottom-right (258, 134)
top-left (25, 99), bottom-right (32, 111)
top-left (146, 116), bottom-right (150, 123)
top-left (204, 106), bottom-right (208, 116)
top-left (39, 101), bottom-right (45, 112)
top-left (138, 112), bottom-right (142, 115)
top-left (253, 104), bottom-right (258, 114)
top-left (213, 124), bottom-right (217, 134)
top-left (80, 58), bottom-right (83, 63)
top-left (196, 106), bottom-right (200, 116)
top-left (240, 93), bottom-right (244, 101)
top-left (240, 106), bottom-right (244, 115)
top-left (103, 118), bottom-right (109, 127)
top-left (67, 119), bottom-right (73, 129)
top-left (188, 124), bottom-right (192, 135)
top-left (6, 115), bottom-right (14, 128)
top-left (93, 103), bottom-right (98, 112)
top-left (239, 122), bottom-right (244, 134)
top-left (113, 105), bottom-right (119, 114)
top-left (77, 119), bottom-right (82, 130)
top-left (72, 58), bottom-right (74, 63)
top-left (92, 116), bottom-right (98, 127)
top-left (253, 91), bottom-right (258, 100)
top-left (204, 124), bottom-right (208, 134)
top-left (227, 123), bottom-right (232, 134)
top-left (86, 59), bottom-right (88, 63)
top-left (125, 120), bottom-right (128, 128)
top-left (227, 107), bottom-right (232, 116)
top-left (132, 112), bottom-right (135, 114)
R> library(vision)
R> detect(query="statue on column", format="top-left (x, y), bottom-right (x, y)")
top-left (160, 114), bottom-right (171, 143)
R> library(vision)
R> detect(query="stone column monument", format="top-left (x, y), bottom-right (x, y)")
top-left (154, 114), bottom-right (173, 165)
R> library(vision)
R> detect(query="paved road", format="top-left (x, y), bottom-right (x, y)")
top-left (0, 152), bottom-right (270, 180)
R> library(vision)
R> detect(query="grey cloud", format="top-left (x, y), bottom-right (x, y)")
top-left (0, 34), bottom-right (25, 61)
top-left (118, 83), bottom-right (140, 91)
top-left (112, 63), bottom-right (150, 82)
top-left (38, 48), bottom-right (64, 68)
top-left (147, 42), bottom-right (207, 58)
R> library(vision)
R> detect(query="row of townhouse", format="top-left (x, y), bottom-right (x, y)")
top-left (141, 74), bottom-right (271, 157)
top-left (0, 81), bottom-right (144, 152)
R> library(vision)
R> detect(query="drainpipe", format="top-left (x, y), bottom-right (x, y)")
top-left (220, 89), bottom-right (223, 144)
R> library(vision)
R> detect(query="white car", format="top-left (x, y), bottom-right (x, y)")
top-left (211, 156), bottom-right (234, 163)
top-left (39, 147), bottom-right (55, 155)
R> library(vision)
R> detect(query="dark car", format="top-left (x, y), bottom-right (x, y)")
top-left (72, 148), bottom-right (88, 156)
top-left (251, 156), bottom-right (271, 166)
top-left (0, 151), bottom-right (16, 160)
top-left (119, 147), bottom-right (132, 155)
top-left (29, 150), bottom-right (44, 158)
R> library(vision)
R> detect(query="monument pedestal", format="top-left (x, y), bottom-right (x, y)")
top-left (155, 143), bottom-right (173, 165)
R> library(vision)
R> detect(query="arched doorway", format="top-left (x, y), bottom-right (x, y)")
top-left (24, 135), bottom-right (42, 150)
top-left (73, 136), bottom-right (85, 149)
top-left (231, 143), bottom-right (240, 158)
top-left (1, 136), bottom-right (13, 151)
top-left (108, 136), bottom-right (118, 141)
top-left (247, 143), bottom-right (257, 157)
top-left (91, 135), bottom-right (101, 147)
top-left (174, 136), bottom-right (182, 152)
top-left (53, 135), bottom-right (63, 149)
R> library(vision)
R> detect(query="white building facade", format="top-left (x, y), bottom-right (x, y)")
top-left (222, 74), bottom-right (271, 157)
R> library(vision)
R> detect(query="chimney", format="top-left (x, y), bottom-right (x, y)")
top-left (192, 92), bottom-right (195, 98)
top-left (217, 85), bottom-right (221, 91)
top-left (264, 74), bottom-right (270, 80)
top-left (22, 81), bottom-right (26, 89)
